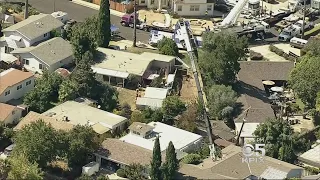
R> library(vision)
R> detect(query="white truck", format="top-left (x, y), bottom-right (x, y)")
top-left (278, 20), bottom-right (313, 41)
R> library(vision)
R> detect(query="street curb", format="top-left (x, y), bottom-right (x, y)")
top-left (71, 0), bottom-right (125, 17)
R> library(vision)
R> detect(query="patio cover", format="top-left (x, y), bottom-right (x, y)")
top-left (92, 123), bottom-right (111, 135)
top-left (92, 67), bottom-right (129, 79)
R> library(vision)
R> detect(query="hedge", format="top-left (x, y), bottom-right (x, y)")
top-left (269, 45), bottom-right (296, 62)
top-left (116, 168), bottom-right (126, 178)
top-left (249, 50), bottom-right (264, 60)
top-left (182, 154), bottom-right (202, 164)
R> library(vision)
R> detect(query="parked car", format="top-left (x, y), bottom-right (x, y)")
top-left (0, 144), bottom-right (15, 160)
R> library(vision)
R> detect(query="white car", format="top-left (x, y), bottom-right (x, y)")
top-left (0, 144), bottom-right (15, 160)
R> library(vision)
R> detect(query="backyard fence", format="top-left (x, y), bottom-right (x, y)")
top-left (92, 0), bottom-right (133, 13)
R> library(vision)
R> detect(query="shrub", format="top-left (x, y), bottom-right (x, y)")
top-left (116, 168), bottom-right (126, 178)
top-left (249, 50), bottom-right (263, 60)
top-left (182, 154), bottom-right (202, 164)
top-left (157, 37), bottom-right (179, 56)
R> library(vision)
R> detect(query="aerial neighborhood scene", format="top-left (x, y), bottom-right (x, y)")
top-left (1, 0), bottom-right (320, 179)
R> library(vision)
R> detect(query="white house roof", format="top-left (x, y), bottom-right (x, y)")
top-left (235, 122), bottom-right (260, 138)
top-left (93, 48), bottom-right (175, 77)
top-left (2, 14), bottom-right (64, 40)
top-left (42, 101), bottom-right (128, 129)
top-left (144, 87), bottom-right (168, 99)
top-left (260, 167), bottom-right (288, 180)
top-left (136, 97), bottom-right (164, 109)
top-left (298, 144), bottom-right (320, 167)
top-left (91, 67), bottom-right (129, 79)
top-left (120, 122), bottom-right (203, 151)
top-left (11, 37), bottom-right (73, 66)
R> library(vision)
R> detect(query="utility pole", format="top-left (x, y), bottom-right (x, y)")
top-left (24, 0), bottom-right (29, 19)
top-left (301, 0), bottom-right (307, 39)
top-left (133, 0), bottom-right (137, 47)
top-left (53, 0), bottom-right (56, 12)
top-left (236, 107), bottom-right (251, 146)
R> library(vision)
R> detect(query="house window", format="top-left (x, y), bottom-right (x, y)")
top-left (207, 5), bottom-right (212, 11)
top-left (178, 5), bottom-right (182, 11)
top-left (5, 90), bottom-right (10, 96)
top-left (26, 80), bottom-right (32, 86)
top-left (24, 59), bottom-right (29, 65)
top-left (17, 84), bottom-right (22, 90)
top-left (141, 0), bottom-right (145, 3)
top-left (39, 64), bottom-right (43, 70)
top-left (5, 46), bottom-right (14, 53)
top-left (190, 5), bottom-right (200, 11)
top-left (43, 33), bottom-right (48, 37)
top-left (151, 0), bottom-right (155, 5)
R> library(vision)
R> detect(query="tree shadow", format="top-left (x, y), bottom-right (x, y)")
top-left (238, 81), bottom-right (271, 104)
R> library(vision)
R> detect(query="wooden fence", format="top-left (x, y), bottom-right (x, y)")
top-left (92, 0), bottom-right (133, 13)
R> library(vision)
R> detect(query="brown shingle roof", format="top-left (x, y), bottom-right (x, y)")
top-left (236, 61), bottom-right (294, 123)
top-left (0, 103), bottom-right (16, 121)
top-left (0, 68), bottom-right (34, 95)
top-left (96, 138), bottom-right (165, 166)
top-left (14, 111), bottom-right (74, 131)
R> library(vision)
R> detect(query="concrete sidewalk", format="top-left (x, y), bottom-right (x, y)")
top-left (71, 0), bottom-right (125, 17)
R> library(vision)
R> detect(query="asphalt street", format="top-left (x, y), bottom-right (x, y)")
top-left (28, 0), bottom-right (150, 42)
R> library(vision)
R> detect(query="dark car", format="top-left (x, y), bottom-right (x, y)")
top-left (214, 4), bottom-right (231, 13)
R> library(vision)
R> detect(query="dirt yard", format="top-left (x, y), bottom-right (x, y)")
top-left (180, 72), bottom-right (198, 103)
top-left (117, 87), bottom-right (137, 110)
top-left (138, 9), bottom-right (166, 25)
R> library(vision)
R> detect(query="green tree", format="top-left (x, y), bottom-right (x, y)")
top-left (23, 71), bottom-right (63, 113)
top-left (163, 141), bottom-right (179, 180)
top-left (97, 0), bottom-right (111, 47)
top-left (176, 102), bottom-right (198, 133)
top-left (66, 125), bottom-right (99, 167)
top-left (77, 174), bottom-right (93, 180)
top-left (302, 37), bottom-right (320, 56)
top-left (70, 17), bottom-right (97, 61)
top-left (162, 96), bottom-right (186, 119)
top-left (0, 159), bottom-right (9, 179)
top-left (58, 79), bottom-right (79, 102)
top-left (254, 118), bottom-right (310, 163)
top-left (119, 103), bottom-right (132, 119)
top-left (207, 85), bottom-right (237, 120)
top-left (13, 120), bottom-right (58, 168)
top-left (124, 164), bottom-right (146, 180)
top-left (150, 137), bottom-right (162, 180)
top-left (289, 55), bottom-right (320, 107)
top-left (199, 32), bottom-right (247, 85)
top-left (0, 123), bottom-right (13, 150)
top-left (157, 37), bottom-right (179, 56)
top-left (8, 154), bottom-right (43, 180)
top-left (131, 110), bottom-right (146, 123)
top-left (97, 175), bottom-right (110, 180)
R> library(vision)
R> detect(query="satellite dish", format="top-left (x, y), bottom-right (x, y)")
top-left (97, 105), bottom-right (101, 109)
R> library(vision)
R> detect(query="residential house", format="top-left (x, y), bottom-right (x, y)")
top-left (0, 103), bottom-right (24, 125)
top-left (14, 111), bottom-right (74, 131)
top-left (235, 61), bottom-right (294, 145)
top-left (178, 144), bottom-right (304, 179)
top-left (92, 48), bottom-right (176, 87)
top-left (136, 87), bottom-right (168, 109)
top-left (42, 101), bottom-right (129, 134)
top-left (172, 0), bottom-right (215, 16)
top-left (1, 14), bottom-right (64, 54)
top-left (11, 37), bottom-right (73, 73)
top-left (120, 121), bottom-right (203, 153)
top-left (298, 144), bottom-right (320, 169)
top-left (138, 0), bottom-right (171, 9)
top-left (95, 138), bottom-right (166, 174)
top-left (0, 68), bottom-right (35, 103)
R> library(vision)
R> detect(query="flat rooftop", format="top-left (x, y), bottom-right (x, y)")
top-left (120, 122), bottom-right (202, 151)
top-left (42, 101), bottom-right (128, 129)
top-left (298, 144), bottom-right (320, 167)
top-left (93, 48), bottom-right (175, 76)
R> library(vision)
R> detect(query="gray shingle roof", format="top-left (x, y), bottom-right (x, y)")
top-left (3, 14), bottom-right (64, 40)
top-left (235, 61), bottom-right (294, 123)
top-left (11, 37), bottom-right (73, 66)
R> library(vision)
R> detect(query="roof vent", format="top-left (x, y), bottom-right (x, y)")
top-left (137, 125), bottom-right (142, 129)
top-left (62, 116), bottom-right (69, 122)
top-left (51, 50), bottom-right (55, 54)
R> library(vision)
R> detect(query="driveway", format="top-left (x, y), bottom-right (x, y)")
top-left (27, 0), bottom-right (150, 42)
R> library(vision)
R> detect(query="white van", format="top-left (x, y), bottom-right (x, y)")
top-left (290, 37), bottom-right (308, 49)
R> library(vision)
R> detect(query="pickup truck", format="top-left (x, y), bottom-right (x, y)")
top-left (294, 20), bottom-right (313, 30)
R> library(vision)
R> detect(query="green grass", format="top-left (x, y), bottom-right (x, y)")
top-left (305, 25), bottom-right (320, 37)
top-left (126, 47), bottom-right (159, 54)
